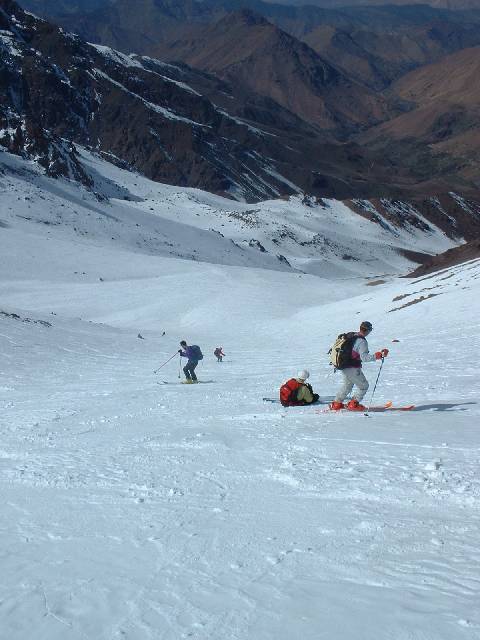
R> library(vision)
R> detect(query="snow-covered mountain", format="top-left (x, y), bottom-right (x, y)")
top-left (2, 147), bottom-right (479, 284)
top-left (1, 0), bottom-right (317, 201)
top-left (4, 0), bottom-right (480, 204)
top-left (1, 2), bottom-right (480, 635)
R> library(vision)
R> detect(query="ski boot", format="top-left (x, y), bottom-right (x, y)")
top-left (347, 399), bottom-right (366, 411)
top-left (330, 401), bottom-right (345, 411)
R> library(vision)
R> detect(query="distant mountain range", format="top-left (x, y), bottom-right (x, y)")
top-left (18, 0), bottom-right (480, 16)
top-left (3, 0), bottom-right (480, 210)
top-left (0, 0), bottom-right (401, 201)
top-left (18, 0), bottom-right (113, 14)
top-left (266, 0), bottom-right (480, 8)
top-left (151, 10), bottom-right (393, 131)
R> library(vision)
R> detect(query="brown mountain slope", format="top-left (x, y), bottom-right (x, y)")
top-left (152, 10), bottom-right (392, 133)
top-left (302, 19), bottom-right (480, 89)
top-left (394, 45), bottom-right (480, 109)
top-left (0, 0), bottom-right (343, 200)
top-left (266, 0), bottom-right (480, 9)
top-left (20, 0), bottom-right (480, 94)
top-left (360, 46), bottom-right (480, 186)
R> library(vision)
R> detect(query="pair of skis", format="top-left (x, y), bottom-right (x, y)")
top-left (318, 401), bottom-right (415, 413)
top-left (262, 398), bottom-right (414, 412)
top-left (160, 380), bottom-right (215, 385)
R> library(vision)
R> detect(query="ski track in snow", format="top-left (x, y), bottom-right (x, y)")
top-left (1, 153), bottom-right (480, 639)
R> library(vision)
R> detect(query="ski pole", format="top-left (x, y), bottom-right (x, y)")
top-left (153, 352), bottom-right (178, 374)
top-left (366, 356), bottom-right (384, 414)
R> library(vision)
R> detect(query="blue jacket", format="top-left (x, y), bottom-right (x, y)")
top-left (180, 346), bottom-right (198, 362)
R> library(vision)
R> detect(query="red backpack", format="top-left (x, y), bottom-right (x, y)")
top-left (279, 379), bottom-right (303, 407)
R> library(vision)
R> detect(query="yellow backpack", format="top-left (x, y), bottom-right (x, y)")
top-left (329, 332), bottom-right (359, 369)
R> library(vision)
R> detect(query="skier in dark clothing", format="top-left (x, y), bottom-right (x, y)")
top-left (178, 340), bottom-right (203, 383)
top-left (214, 347), bottom-right (225, 362)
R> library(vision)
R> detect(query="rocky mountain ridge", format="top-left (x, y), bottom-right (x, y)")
top-left (22, 0), bottom-right (480, 93)
top-left (2, 0), bottom-right (359, 200)
top-left (152, 9), bottom-right (392, 132)
top-left (14, 0), bottom-right (480, 199)
top-left (2, 0), bottom-right (480, 235)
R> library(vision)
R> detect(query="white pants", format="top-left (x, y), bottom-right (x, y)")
top-left (335, 367), bottom-right (369, 402)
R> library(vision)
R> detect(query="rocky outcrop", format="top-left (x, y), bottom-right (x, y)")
top-left (407, 239), bottom-right (480, 277)
top-left (348, 194), bottom-right (480, 243)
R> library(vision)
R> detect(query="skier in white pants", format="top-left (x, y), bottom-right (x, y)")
top-left (331, 321), bottom-right (389, 411)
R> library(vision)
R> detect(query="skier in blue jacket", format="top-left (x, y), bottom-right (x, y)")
top-left (178, 340), bottom-right (202, 383)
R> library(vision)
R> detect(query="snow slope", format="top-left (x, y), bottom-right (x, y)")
top-left (1, 149), bottom-right (480, 639)
top-left (0, 147), bottom-right (460, 282)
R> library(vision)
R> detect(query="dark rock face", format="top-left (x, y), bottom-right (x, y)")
top-left (17, 0), bottom-right (111, 15)
top-left (0, 5), bottom-right (93, 184)
top-left (348, 194), bottom-right (480, 245)
top-left (16, 0), bottom-right (480, 201)
top-left (0, 0), bottom-right (411, 201)
top-left (2, 0), bottom-right (480, 219)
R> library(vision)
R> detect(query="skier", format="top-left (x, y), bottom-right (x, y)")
top-left (214, 347), bottom-right (225, 362)
top-left (330, 321), bottom-right (389, 411)
top-left (280, 370), bottom-right (320, 407)
top-left (178, 340), bottom-right (203, 383)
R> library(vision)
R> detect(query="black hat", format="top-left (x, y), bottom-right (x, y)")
top-left (360, 321), bottom-right (373, 332)
top-left (180, 340), bottom-right (187, 346)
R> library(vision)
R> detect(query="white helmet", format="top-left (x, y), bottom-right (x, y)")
top-left (297, 369), bottom-right (310, 381)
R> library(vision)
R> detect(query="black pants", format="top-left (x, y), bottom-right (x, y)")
top-left (183, 360), bottom-right (198, 381)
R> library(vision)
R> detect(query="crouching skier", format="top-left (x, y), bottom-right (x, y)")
top-left (178, 340), bottom-right (203, 383)
top-left (280, 370), bottom-right (320, 407)
top-left (329, 321), bottom-right (389, 411)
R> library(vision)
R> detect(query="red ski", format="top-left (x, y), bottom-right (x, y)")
top-left (366, 404), bottom-right (415, 412)
top-left (317, 401), bottom-right (415, 414)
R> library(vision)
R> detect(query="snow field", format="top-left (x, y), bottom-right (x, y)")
top-left (1, 149), bottom-right (480, 639)
top-left (1, 253), bottom-right (480, 639)
top-left (0, 147), bottom-right (459, 282)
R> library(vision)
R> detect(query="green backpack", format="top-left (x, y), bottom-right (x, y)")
top-left (328, 332), bottom-right (358, 370)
